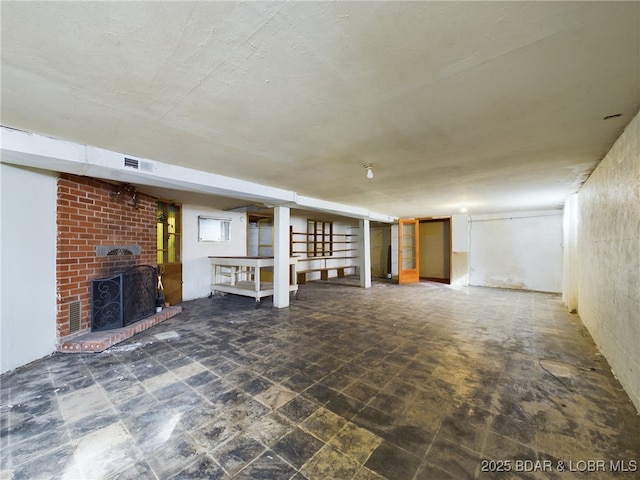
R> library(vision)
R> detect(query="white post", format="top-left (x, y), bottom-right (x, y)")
top-left (391, 223), bottom-right (398, 279)
top-left (273, 206), bottom-right (290, 308)
top-left (359, 219), bottom-right (372, 288)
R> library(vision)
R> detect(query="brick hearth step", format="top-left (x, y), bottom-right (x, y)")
top-left (57, 306), bottom-right (182, 353)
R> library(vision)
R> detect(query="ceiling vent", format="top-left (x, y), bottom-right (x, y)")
top-left (123, 157), bottom-right (156, 174)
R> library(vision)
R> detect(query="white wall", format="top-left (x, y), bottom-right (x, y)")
top-left (391, 223), bottom-right (398, 278)
top-left (451, 214), bottom-right (470, 286)
top-left (181, 205), bottom-right (247, 300)
top-left (370, 224), bottom-right (391, 278)
top-left (562, 194), bottom-right (579, 312)
top-left (1, 164), bottom-right (58, 373)
top-left (469, 210), bottom-right (563, 293)
top-left (567, 111), bottom-right (639, 412)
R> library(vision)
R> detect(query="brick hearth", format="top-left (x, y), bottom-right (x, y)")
top-left (57, 306), bottom-right (182, 353)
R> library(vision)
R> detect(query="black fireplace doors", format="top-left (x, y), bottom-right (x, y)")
top-left (91, 265), bottom-right (158, 331)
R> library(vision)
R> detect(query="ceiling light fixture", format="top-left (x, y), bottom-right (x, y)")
top-left (363, 164), bottom-right (375, 179)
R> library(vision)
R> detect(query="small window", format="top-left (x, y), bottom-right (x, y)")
top-left (198, 216), bottom-right (231, 242)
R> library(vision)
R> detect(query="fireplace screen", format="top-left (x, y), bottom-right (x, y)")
top-left (91, 265), bottom-right (157, 331)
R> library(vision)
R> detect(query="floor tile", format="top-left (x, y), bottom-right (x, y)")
top-left (329, 422), bottom-right (383, 463)
top-left (233, 450), bottom-right (297, 479)
top-left (278, 396), bottom-right (319, 424)
top-left (414, 461), bottom-right (456, 480)
top-left (58, 383), bottom-right (111, 424)
top-left (352, 405), bottom-right (395, 437)
top-left (122, 407), bottom-right (184, 455)
top-left (424, 433), bottom-right (482, 478)
top-left (145, 432), bottom-right (201, 478)
top-left (255, 384), bottom-right (297, 410)
top-left (183, 370), bottom-right (218, 388)
top-left (111, 460), bottom-right (158, 479)
top-left (352, 466), bottom-right (388, 480)
top-left (273, 427), bottom-right (324, 469)
top-left (211, 434), bottom-right (265, 476)
top-left (364, 440), bottom-right (421, 480)
top-left (299, 407), bottom-right (347, 443)
top-left (170, 454), bottom-right (226, 480)
top-left (9, 444), bottom-right (78, 480)
top-left (190, 416), bottom-right (240, 452)
top-left (1, 278), bottom-right (639, 480)
top-left (342, 380), bottom-right (379, 404)
top-left (300, 444), bottom-right (360, 480)
top-left (244, 411), bottom-right (292, 446)
top-left (0, 427), bottom-right (70, 470)
top-left (325, 393), bottom-right (366, 421)
top-left (72, 421), bottom-right (139, 478)
top-left (67, 409), bottom-right (121, 439)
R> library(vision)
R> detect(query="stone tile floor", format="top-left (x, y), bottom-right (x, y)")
top-left (1, 277), bottom-right (639, 479)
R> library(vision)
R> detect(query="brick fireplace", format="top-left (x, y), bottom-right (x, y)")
top-left (56, 174), bottom-right (158, 344)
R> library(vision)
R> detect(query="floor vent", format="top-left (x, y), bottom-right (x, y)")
top-left (69, 301), bottom-right (81, 333)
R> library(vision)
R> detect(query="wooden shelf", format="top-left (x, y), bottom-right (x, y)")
top-left (290, 240), bottom-right (357, 244)
top-left (289, 227), bottom-right (359, 283)
top-left (292, 255), bottom-right (359, 260)
top-left (291, 248), bottom-right (358, 258)
top-left (291, 232), bottom-right (358, 237)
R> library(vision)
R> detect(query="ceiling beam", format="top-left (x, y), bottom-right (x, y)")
top-left (1, 126), bottom-right (396, 223)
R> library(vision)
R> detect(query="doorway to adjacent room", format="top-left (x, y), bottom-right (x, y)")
top-left (419, 218), bottom-right (451, 285)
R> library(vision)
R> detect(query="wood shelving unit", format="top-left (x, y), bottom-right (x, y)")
top-left (290, 226), bottom-right (360, 283)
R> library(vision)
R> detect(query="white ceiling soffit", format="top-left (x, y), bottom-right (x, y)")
top-left (0, 127), bottom-right (395, 222)
top-left (1, 1), bottom-right (639, 217)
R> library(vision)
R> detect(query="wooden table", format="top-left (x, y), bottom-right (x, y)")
top-left (208, 256), bottom-right (298, 306)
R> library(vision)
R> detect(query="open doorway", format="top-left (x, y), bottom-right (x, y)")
top-left (370, 223), bottom-right (392, 279)
top-left (247, 215), bottom-right (274, 282)
top-left (419, 218), bottom-right (451, 284)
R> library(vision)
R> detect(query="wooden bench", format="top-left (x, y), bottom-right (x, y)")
top-left (297, 266), bottom-right (355, 284)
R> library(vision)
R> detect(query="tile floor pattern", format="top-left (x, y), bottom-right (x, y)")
top-left (2, 278), bottom-right (639, 479)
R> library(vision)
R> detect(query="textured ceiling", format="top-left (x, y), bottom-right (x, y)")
top-left (1, 1), bottom-right (638, 218)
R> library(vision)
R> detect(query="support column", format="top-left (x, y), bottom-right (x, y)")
top-left (359, 218), bottom-right (372, 288)
top-left (273, 206), bottom-right (291, 308)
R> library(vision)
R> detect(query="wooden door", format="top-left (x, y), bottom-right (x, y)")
top-left (398, 218), bottom-right (419, 284)
top-left (159, 263), bottom-right (182, 305)
top-left (157, 201), bottom-right (182, 305)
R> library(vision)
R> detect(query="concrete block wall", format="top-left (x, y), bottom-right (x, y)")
top-left (569, 111), bottom-right (639, 411)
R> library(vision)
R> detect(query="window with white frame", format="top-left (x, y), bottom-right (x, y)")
top-left (198, 216), bottom-right (231, 242)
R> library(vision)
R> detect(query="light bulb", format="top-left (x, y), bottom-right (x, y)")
top-left (366, 167), bottom-right (374, 179)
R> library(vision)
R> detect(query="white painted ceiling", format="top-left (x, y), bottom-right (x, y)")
top-left (1, 1), bottom-right (638, 218)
